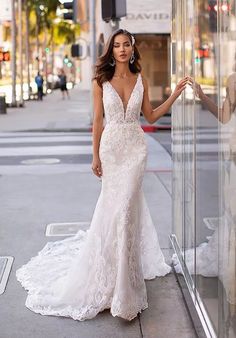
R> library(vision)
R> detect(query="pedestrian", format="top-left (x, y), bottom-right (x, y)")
top-left (35, 72), bottom-right (44, 100)
top-left (59, 69), bottom-right (70, 99)
top-left (16, 29), bottom-right (188, 321)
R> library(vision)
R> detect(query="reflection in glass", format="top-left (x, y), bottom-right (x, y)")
top-left (171, 0), bottom-right (236, 336)
top-left (190, 68), bottom-right (236, 337)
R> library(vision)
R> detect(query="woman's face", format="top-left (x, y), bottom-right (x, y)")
top-left (112, 34), bottom-right (133, 64)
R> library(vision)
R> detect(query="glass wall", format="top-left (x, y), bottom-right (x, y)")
top-left (170, 1), bottom-right (236, 337)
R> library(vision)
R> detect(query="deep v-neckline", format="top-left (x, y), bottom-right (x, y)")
top-left (108, 73), bottom-right (140, 119)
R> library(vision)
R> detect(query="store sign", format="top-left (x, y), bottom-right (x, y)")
top-left (120, 0), bottom-right (171, 34)
top-left (126, 12), bottom-right (170, 21)
top-left (121, 10), bottom-right (171, 33)
top-left (0, 1), bottom-right (12, 22)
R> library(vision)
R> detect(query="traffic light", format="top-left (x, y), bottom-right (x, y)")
top-left (71, 44), bottom-right (82, 57)
top-left (195, 47), bottom-right (210, 63)
top-left (208, 0), bottom-right (217, 32)
top-left (208, 1), bottom-right (230, 32)
top-left (4, 51), bottom-right (10, 61)
top-left (62, 0), bottom-right (77, 22)
top-left (63, 55), bottom-right (69, 64)
top-left (63, 55), bottom-right (73, 67)
top-left (101, 0), bottom-right (126, 23)
top-left (196, 47), bottom-right (210, 59)
top-left (0, 51), bottom-right (10, 62)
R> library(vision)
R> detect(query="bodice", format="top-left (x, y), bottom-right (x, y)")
top-left (102, 73), bottom-right (144, 124)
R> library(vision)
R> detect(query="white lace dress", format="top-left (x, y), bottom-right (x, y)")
top-left (16, 73), bottom-right (172, 321)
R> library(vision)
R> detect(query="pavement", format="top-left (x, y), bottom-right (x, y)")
top-left (0, 86), bottom-right (197, 338)
top-left (0, 85), bottom-right (171, 132)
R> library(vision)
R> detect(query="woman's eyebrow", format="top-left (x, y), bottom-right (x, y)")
top-left (114, 41), bottom-right (130, 44)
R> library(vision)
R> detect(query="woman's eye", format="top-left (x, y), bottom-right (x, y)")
top-left (113, 43), bottom-right (130, 48)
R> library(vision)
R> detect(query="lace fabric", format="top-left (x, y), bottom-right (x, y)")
top-left (16, 72), bottom-right (172, 321)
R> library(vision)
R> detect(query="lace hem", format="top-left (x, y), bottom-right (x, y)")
top-left (24, 293), bottom-right (148, 322)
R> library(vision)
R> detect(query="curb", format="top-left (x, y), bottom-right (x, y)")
top-left (1, 128), bottom-right (94, 133)
top-left (141, 125), bottom-right (171, 132)
top-left (1, 125), bottom-right (171, 134)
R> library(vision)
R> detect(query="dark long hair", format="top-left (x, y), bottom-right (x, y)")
top-left (93, 29), bottom-right (142, 87)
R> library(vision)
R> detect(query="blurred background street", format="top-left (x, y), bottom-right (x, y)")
top-left (1, 0), bottom-right (235, 337)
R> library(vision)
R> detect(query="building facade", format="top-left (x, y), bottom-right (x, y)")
top-left (171, 1), bottom-right (236, 337)
top-left (79, 0), bottom-right (172, 106)
top-left (120, 0), bottom-right (171, 105)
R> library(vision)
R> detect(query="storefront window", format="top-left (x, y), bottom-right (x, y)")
top-left (218, 1), bottom-right (236, 336)
top-left (135, 34), bottom-right (171, 105)
top-left (171, 0), bottom-right (236, 337)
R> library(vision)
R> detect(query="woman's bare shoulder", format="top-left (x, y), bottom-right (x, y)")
top-left (93, 79), bottom-right (103, 95)
top-left (140, 73), bottom-right (148, 89)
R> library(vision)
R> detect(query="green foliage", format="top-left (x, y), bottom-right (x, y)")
top-left (53, 21), bottom-right (80, 45)
top-left (27, 0), bottom-right (80, 46)
top-left (27, 0), bottom-right (59, 15)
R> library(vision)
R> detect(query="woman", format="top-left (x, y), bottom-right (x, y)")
top-left (59, 69), bottom-right (70, 99)
top-left (16, 29), bottom-right (188, 321)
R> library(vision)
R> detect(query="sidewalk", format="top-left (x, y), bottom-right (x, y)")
top-left (0, 87), bottom-right (197, 338)
top-left (0, 85), bottom-right (170, 132)
top-left (0, 86), bottom-right (92, 132)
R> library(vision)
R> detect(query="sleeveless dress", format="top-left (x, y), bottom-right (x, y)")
top-left (16, 73), bottom-right (172, 321)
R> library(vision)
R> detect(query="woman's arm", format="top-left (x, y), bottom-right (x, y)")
top-left (92, 80), bottom-right (104, 177)
top-left (141, 76), bottom-right (188, 124)
top-left (190, 78), bottom-right (232, 124)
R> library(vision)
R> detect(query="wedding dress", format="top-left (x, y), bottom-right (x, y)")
top-left (16, 72), bottom-right (172, 321)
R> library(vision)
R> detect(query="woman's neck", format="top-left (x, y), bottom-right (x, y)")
top-left (113, 63), bottom-right (131, 78)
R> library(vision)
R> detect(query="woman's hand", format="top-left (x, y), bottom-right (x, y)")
top-left (92, 156), bottom-right (103, 177)
top-left (173, 76), bottom-right (189, 98)
top-left (188, 77), bottom-right (204, 98)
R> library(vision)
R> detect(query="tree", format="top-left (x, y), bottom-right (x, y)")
top-left (25, 0), bottom-right (80, 84)
top-left (27, 0), bottom-right (80, 45)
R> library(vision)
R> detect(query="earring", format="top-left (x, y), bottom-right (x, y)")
top-left (109, 56), bottom-right (116, 67)
top-left (130, 52), bottom-right (135, 64)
